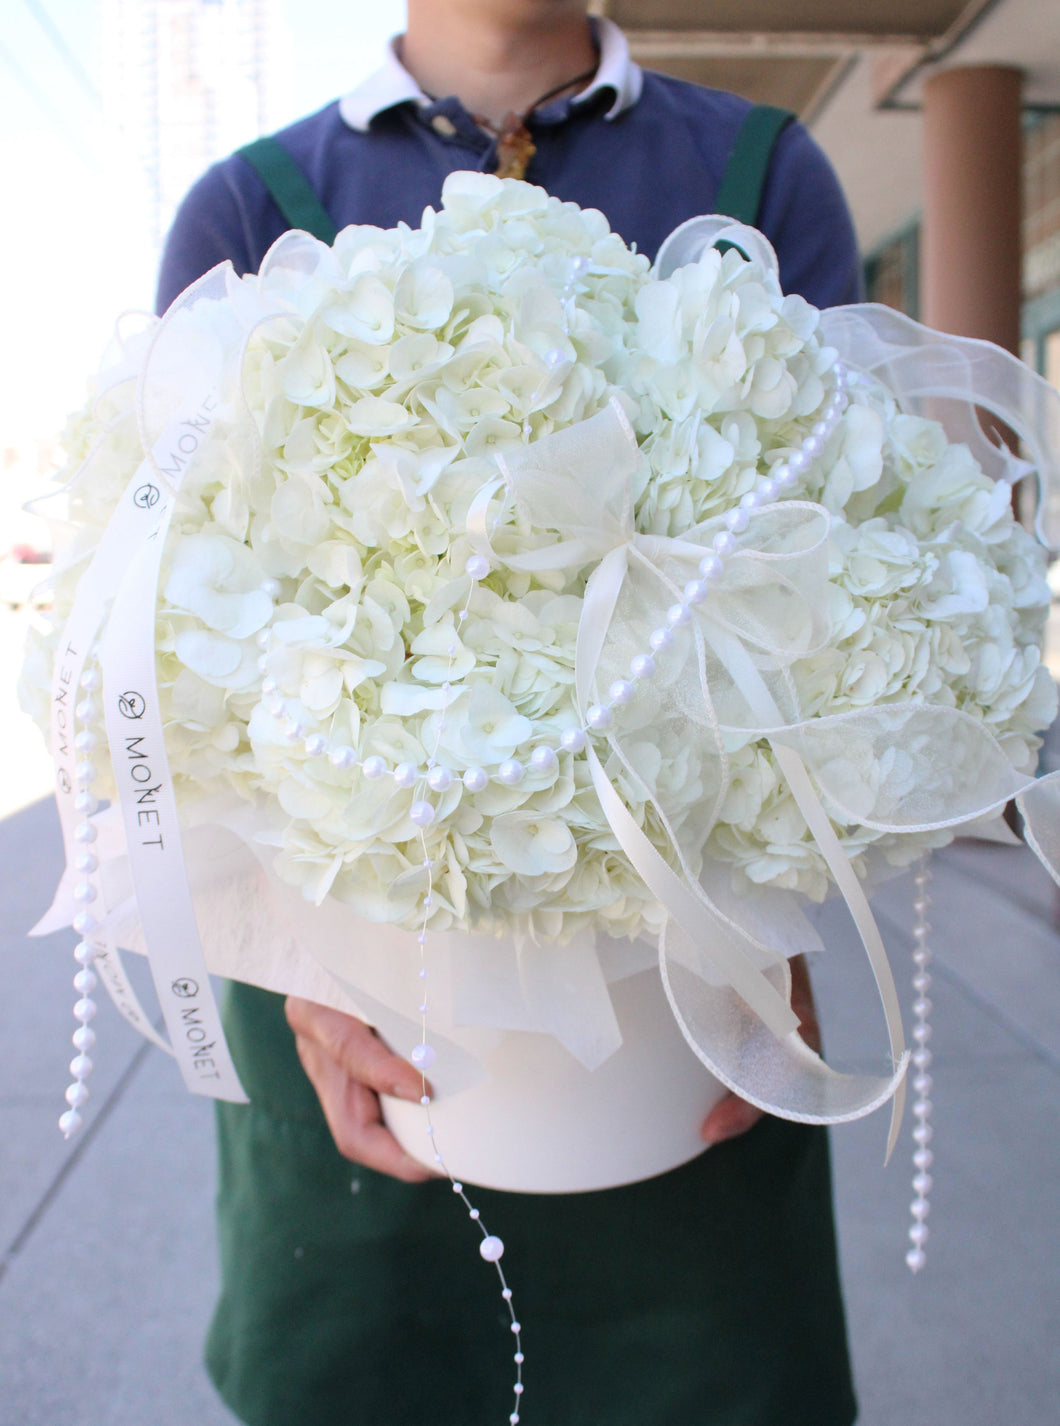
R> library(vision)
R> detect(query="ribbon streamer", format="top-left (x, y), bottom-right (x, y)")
top-left (34, 385), bottom-right (229, 1054)
top-left (482, 385), bottom-right (1058, 1139)
top-left (34, 267), bottom-right (254, 1103)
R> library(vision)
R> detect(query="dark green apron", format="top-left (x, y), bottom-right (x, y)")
top-left (209, 986), bottom-right (856, 1426)
top-left (210, 107), bottom-right (857, 1426)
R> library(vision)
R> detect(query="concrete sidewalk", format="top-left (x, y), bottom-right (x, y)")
top-left (2, 786), bottom-right (1058, 1425)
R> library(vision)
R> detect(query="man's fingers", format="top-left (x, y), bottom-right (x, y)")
top-left (285, 996), bottom-right (425, 1101)
top-left (789, 954), bottom-right (822, 1054)
top-left (293, 1033), bottom-right (435, 1182)
top-left (701, 1092), bottom-right (764, 1147)
top-left (285, 998), bottom-right (439, 1182)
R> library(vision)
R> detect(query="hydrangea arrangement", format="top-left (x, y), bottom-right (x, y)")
top-left (22, 172), bottom-right (1057, 953)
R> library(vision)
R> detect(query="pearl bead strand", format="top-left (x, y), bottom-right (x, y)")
top-left (407, 571), bottom-right (526, 1423)
top-left (250, 365), bottom-right (854, 1414)
top-left (906, 857), bottom-right (934, 1274)
top-left (59, 663), bottom-right (105, 1139)
top-left (255, 363), bottom-right (853, 832)
top-left (375, 366), bottom-right (851, 1420)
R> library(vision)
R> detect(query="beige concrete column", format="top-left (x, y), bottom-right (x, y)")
top-left (921, 66), bottom-right (1023, 352)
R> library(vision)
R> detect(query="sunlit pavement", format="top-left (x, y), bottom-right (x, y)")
top-left (0, 608), bottom-right (56, 822)
top-left (1, 601), bottom-right (1058, 1425)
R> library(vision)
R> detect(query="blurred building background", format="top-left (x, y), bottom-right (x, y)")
top-left (100, 0), bottom-right (291, 248)
top-left (600, 0), bottom-right (1060, 373)
top-left (0, 0), bottom-right (396, 594)
top-left (2, 0), bottom-right (290, 571)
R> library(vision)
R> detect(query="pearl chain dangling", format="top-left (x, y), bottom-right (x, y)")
top-left (60, 662), bottom-right (105, 1139)
top-left (407, 570), bottom-right (526, 1423)
top-left (388, 363), bottom-right (851, 1424)
top-left (907, 856), bottom-right (935, 1274)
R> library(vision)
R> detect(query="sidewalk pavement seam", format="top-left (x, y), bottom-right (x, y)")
top-left (0, 1033), bottom-right (154, 1287)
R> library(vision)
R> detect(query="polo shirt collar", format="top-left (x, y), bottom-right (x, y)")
top-left (338, 16), bottom-right (642, 132)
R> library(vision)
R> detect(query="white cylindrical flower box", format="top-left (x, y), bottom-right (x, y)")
top-left (173, 844), bottom-right (730, 1192)
top-left (382, 965), bottom-right (726, 1193)
top-left (85, 827), bottom-right (729, 1192)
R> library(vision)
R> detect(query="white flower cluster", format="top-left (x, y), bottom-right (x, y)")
top-left (23, 173), bottom-right (1055, 938)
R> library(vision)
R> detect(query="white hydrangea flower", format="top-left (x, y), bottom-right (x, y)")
top-left (24, 171), bottom-right (1055, 935)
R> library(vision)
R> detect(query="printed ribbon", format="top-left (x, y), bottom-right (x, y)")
top-left (98, 445), bottom-right (247, 1103)
top-left (36, 421), bottom-right (182, 1052)
top-left (470, 392), bottom-right (1060, 1151)
top-left (34, 266), bottom-right (251, 1104)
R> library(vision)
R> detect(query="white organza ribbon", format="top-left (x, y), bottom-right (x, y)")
top-left (470, 388), bottom-right (1060, 1149)
top-left (1017, 771), bottom-right (1060, 888)
top-left (655, 217), bottom-right (1060, 551)
top-left (820, 304), bottom-right (1060, 550)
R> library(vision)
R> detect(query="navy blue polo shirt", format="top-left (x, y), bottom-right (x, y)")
top-left (156, 43), bottom-right (861, 315)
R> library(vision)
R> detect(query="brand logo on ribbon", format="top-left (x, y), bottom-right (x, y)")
top-left (118, 690), bottom-right (146, 719)
top-left (96, 358), bottom-right (247, 1105)
top-left (134, 483), bottom-right (161, 509)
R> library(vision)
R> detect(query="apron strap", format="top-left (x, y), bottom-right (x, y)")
top-left (713, 104), bottom-right (795, 226)
top-left (237, 136), bottom-right (338, 245)
top-left (237, 109), bottom-right (792, 253)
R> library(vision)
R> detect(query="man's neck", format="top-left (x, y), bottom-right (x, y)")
top-left (401, 1), bottom-right (597, 127)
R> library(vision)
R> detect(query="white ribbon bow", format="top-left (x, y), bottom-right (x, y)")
top-left (468, 394), bottom-right (1059, 1153)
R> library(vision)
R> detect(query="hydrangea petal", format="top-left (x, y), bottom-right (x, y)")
top-left (344, 396), bottom-right (417, 437)
top-left (490, 812), bottom-right (578, 875)
top-left (321, 273), bottom-right (395, 345)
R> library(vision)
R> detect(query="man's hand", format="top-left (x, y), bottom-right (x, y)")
top-left (700, 953), bottom-right (821, 1147)
top-left (288, 955), bottom-right (820, 1177)
top-left (285, 997), bottom-right (437, 1182)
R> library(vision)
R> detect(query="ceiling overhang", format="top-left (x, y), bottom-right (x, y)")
top-left (592, 1), bottom-right (1060, 255)
top-left (593, 0), bottom-right (1006, 118)
top-left (880, 0), bottom-right (1060, 108)
top-left (600, 0), bottom-right (992, 41)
